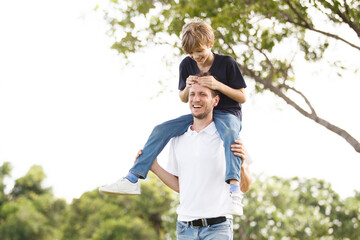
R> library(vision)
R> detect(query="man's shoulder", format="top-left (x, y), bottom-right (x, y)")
top-left (171, 127), bottom-right (191, 143)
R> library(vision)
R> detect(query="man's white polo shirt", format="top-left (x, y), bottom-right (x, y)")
top-left (166, 121), bottom-right (232, 221)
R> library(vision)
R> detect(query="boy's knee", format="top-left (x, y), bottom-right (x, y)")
top-left (222, 128), bottom-right (239, 141)
top-left (152, 124), bottom-right (165, 135)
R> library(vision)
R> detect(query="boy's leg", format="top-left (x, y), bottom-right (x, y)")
top-left (213, 110), bottom-right (242, 183)
top-left (99, 114), bottom-right (193, 195)
top-left (130, 114), bottom-right (193, 179)
top-left (213, 110), bottom-right (243, 216)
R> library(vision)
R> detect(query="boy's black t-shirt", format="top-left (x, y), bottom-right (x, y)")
top-left (178, 53), bottom-right (247, 120)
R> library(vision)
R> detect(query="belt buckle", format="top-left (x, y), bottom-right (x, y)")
top-left (190, 219), bottom-right (206, 227)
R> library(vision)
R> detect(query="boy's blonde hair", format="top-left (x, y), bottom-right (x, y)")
top-left (181, 19), bottom-right (215, 54)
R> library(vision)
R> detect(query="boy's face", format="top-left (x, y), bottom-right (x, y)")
top-left (188, 44), bottom-right (213, 65)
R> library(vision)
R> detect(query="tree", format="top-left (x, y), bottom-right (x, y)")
top-left (0, 162), bottom-right (11, 206)
top-left (99, 0), bottom-right (360, 153)
top-left (62, 172), bottom-right (177, 240)
top-left (10, 165), bottom-right (51, 199)
top-left (1, 162), bottom-right (359, 239)
top-left (235, 175), bottom-right (360, 239)
top-left (0, 164), bottom-right (67, 240)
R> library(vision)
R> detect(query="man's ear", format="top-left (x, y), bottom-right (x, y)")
top-left (213, 95), bottom-right (220, 107)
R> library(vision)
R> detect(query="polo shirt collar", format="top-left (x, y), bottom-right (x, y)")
top-left (186, 122), bottom-right (217, 136)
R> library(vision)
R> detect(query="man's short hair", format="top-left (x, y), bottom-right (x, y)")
top-left (196, 72), bottom-right (220, 98)
top-left (181, 19), bottom-right (215, 54)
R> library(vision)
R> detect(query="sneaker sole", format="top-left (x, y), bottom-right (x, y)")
top-left (98, 188), bottom-right (141, 195)
top-left (225, 208), bottom-right (243, 216)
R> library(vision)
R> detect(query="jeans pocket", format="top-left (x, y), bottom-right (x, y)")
top-left (208, 219), bottom-right (232, 231)
top-left (176, 221), bottom-right (188, 234)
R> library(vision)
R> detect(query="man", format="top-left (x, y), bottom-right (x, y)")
top-left (146, 83), bottom-right (252, 239)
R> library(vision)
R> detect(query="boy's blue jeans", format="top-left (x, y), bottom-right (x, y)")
top-left (130, 110), bottom-right (242, 183)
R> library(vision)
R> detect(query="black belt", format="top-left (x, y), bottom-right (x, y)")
top-left (184, 216), bottom-right (227, 227)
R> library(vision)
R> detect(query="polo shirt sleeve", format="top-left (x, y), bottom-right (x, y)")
top-left (166, 139), bottom-right (178, 176)
top-left (225, 56), bottom-right (247, 89)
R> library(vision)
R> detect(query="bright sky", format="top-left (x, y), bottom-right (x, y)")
top-left (1, 0), bottom-right (360, 202)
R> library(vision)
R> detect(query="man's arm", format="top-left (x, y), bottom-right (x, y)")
top-left (240, 165), bottom-right (252, 193)
top-left (150, 158), bottom-right (180, 193)
top-left (134, 150), bottom-right (180, 192)
top-left (231, 140), bottom-right (253, 193)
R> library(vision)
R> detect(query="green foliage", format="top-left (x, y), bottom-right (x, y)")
top-left (0, 163), bottom-right (359, 239)
top-left (0, 197), bottom-right (54, 240)
top-left (236, 176), bottom-right (360, 240)
top-left (0, 164), bottom-right (67, 240)
top-left (92, 217), bottom-right (157, 240)
top-left (11, 165), bottom-right (51, 199)
top-left (100, 0), bottom-right (359, 99)
top-left (0, 162), bottom-right (12, 205)
top-left (99, 0), bottom-right (360, 153)
top-left (62, 173), bottom-right (177, 240)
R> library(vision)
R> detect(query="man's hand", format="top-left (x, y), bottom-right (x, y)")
top-left (230, 140), bottom-right (246, 162)
top-left (134, 149), bottom-right (159, 172)
top-left (230, 140), bottom-right (252, 193)
top-left (134, 149), bottom-right (143, 163)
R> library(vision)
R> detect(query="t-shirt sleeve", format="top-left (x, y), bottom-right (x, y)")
top-left (166, 139), bottom-right (178, 176)
top-left (178, 59), bottom-right (188, 90)
top-left (226, 56), bottom-right (247, 89)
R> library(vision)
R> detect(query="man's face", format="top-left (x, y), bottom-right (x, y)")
top-left (189, 84), bottom-right (219, 119)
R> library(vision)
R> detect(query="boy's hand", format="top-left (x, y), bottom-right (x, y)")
top-left (197, 75), bottom-right (220, 90)
top-left (186, 75), bottom-right (198, 88)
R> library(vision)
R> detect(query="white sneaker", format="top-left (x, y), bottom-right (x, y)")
top-left (99, 178), bottom-right (141, 195)
top-left (227, 191), bottom-right (244, 215)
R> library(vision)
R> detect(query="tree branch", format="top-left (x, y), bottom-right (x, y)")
top-left (240, 64), bottom-right (360, 153)
top-left (334, 5), bottom-right (360, 38)
top-left (279, 84), bottom-right (317, 115)
top-left (280, 1), bottom-right (360, 51)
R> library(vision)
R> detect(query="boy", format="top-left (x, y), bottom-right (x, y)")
top-left (99, 19), bottom-right (247, 215)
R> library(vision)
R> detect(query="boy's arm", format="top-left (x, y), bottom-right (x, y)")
top-left (151, 159), bottom-right (180, 193)
top-left (179, 75), bottom-right (199, 103)
top-left (179, 88), bottom-right (189, 103)
top-left (197, 75), bottom-right (246, 104)
top-left (218, 84), bottom-right (246, 104)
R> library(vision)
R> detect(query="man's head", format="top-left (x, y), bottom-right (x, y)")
top-left (181, 19), bottom-right (215, 55)
top-left (189, 77), bottom-right (219, 120)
